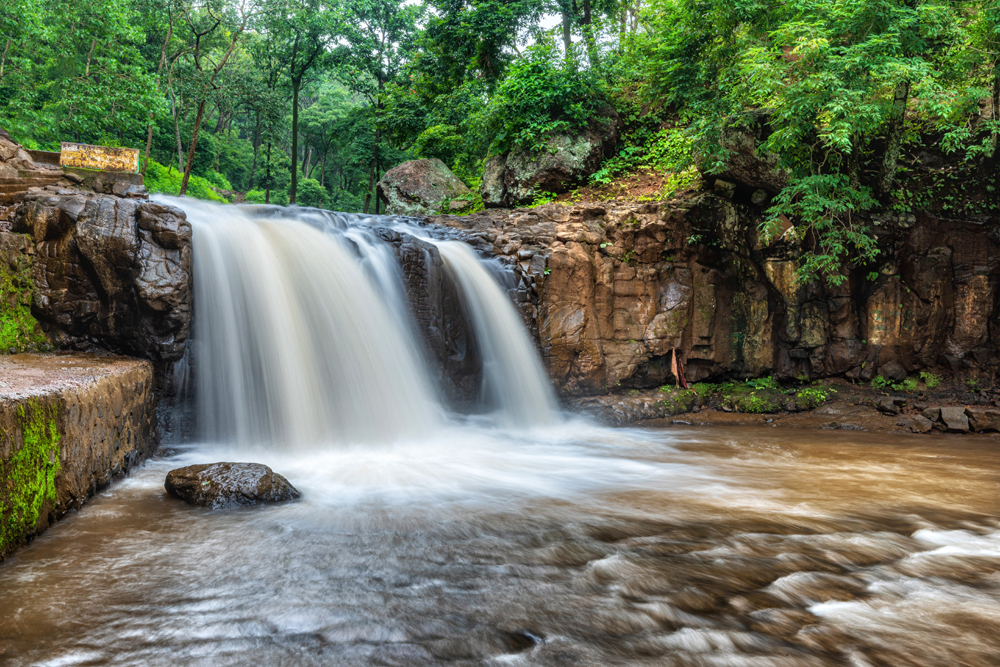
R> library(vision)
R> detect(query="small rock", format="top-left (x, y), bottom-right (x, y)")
top-left (910, 415), bottom-right (933, 433)
top-left (63, 172), bottom-right (84, 184)
top-left (939, 407), bottom-right (970, 433)
top-left (165, 462), bottom-right (301, 509)
top-left (751, 189), bottom-right (769, 206)
top-left (448, 200), bottom-right (470, 211)
top-left (714, 179), bottom-right (737, 199)
top-left (966, 407), bottom-right (1000, 433)
top-left (922, 407), bottom-right (941, 422)
top-left (878, 360), bottom-right (907, 383)
top-left (876, 396), bottom-right (898, 415)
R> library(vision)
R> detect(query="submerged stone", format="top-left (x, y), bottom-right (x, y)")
top-left (165, 463), bottom-right (301, 509)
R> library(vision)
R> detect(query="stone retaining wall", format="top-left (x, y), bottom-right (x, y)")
top-left (0, 354), bottom-right (156, 560)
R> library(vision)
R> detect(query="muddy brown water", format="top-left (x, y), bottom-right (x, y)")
top-left (1, 423), bottom-right (998, 666)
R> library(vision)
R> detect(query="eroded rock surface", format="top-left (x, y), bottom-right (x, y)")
top-left (165, 463), bottom-right (301, 509)
top-left (426, 193), bottom-right (999, 397)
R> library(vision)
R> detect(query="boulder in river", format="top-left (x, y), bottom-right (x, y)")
top-left (165, 463), bottom-right (301, 509)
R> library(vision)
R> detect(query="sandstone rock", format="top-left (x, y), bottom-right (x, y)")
top-left (713, 117), bottom-right (789, 193)
top-left (910, 415), bottom-right (933, 433)
top-left (482, 114), bottom-right (619, 208)
top-left (0, 126), bottom-right (35, 178)
top-left (922, 407), bottom-right (941, 422)
top-left (966, 407), bottom-right (1000, 432)
top-left (165, 463), bottom-right (301, 509)
top-left (939, 406), bottom-right (970, 432)
top-left (376, 159), bottom-right (472, 216)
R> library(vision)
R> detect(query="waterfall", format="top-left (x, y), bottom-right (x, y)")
top-left (164, 198), bottom-right (559, 444)
top-left (432, 241), bottom-right (559, 427)
top-left (180, 200), bottom-right (440, 446)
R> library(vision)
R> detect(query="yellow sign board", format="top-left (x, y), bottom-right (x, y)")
top-left (59, 142), bottom-right (139, 173)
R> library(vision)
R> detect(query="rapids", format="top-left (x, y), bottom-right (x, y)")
top-left (0, 202), bottom-right (997, 666)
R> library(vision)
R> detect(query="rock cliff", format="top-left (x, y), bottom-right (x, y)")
top-left (425, 194), bottom-right (999, 396)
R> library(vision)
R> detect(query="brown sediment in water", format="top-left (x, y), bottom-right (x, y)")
top-left (0, 425), bottom-right (997, 666)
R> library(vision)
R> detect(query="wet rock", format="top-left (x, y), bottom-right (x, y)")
top-left (939, 407), bottom-right (970, 433)
top-left (165, 463), bottom-right (301, 509)
top-left (877, 396), bottom-right (899, 415)
top-left (878, 360), bottom-right (907, 383)
top-left (376, 159), bottom-right (472, 216)
top-left (966, 407), bottom-right (1000, 433)
top-left (910, 415), bottom-right (933, 433)
top-left (922, 407), bottom-right (941, 422)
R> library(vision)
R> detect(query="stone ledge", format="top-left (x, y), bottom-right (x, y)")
top-left (0, 353), bottom-right (156, 560)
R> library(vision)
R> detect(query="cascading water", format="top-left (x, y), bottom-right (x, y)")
top-left (168, 198), bottom-right (559, 444)
top-left (177, 200), bottom-right (442, 445)
top-left (431, 241), bottom-right (559, 426)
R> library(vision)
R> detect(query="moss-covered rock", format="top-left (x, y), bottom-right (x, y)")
top-left (0, 232), bottom-right (49, 354)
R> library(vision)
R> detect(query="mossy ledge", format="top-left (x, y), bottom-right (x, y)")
top-left (0, 354), bottom-right (156, 561)
top-left (0, 400), bottom-right (61, 555)
top-left (0, 232), bottom-right (49, 354)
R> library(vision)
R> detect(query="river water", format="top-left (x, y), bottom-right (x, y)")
top-left (1, 423), bottom-right (997, 666)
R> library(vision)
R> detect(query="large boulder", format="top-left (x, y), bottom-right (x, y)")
top-left (710, 113), bottom-right (789, 194)
top-left (376, 159), bottom-right (472, 216)
top-left (165, 463), bottom-right (301, 509)
top-left (21, 193), bottom-right (192, 361)
top-left (482, 113), bottom-right (619, 208)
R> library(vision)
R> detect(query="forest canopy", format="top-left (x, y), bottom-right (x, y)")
top-left (1, 0), bottom-right (997, 280)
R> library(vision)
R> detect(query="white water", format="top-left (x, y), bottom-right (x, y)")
top-left (433, 241), bottom-right (560, 426)
top-left (178, 200), bottom-right (442, 446)
top-left (165, 199), bottom-right (559, 444)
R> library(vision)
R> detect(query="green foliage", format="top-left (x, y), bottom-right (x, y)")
top-left (745, 376), bottom-right (779, 390)
top-left (892, 377), bottom-right (919, 393)
top-left (481, 37), bottom-right (607, 154)
top-left (920, 371), bottom-right (942, 390)
top-left (529, 187), bottom-right (559, 208)
top-left (0, 401), bottom-right (61, 554)
top-left (591, 127), bottom-right (695, 185)
top-left (967, 377), bottom-right (982, 392)
top-left (870, 375), bottom-right (892, 390)
top-left (797, 385), bottom-right (836, 408)
top-left (203, 170), bottom-right (233, 192)
top-left (244, 189), bottom-right (268, 204)
top-left (295, 178), bottom-right (330, 209)
top-left (144, 160), bottom-right (229, 203)
top-left (690, 382), bottom-right (716, 399)
top-left (0, 242), bottom-right (49, 354)
top-left (737, 391), bottom-right (779, 414)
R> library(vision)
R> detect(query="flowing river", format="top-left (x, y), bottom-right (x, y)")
top-left (1, 202), bottom-right (998, 666)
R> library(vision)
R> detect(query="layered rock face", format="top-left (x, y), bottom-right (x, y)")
top-left (13, 192), bottom-right (192, 362)
top-left (428, 195), bottom-right (999, 396)
top-left (0, 354), bottom-right (156, 559)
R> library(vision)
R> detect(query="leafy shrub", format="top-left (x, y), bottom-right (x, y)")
top-left (481, 37), bottom-right (606, 154)
top-left (745, 376), bottom-right (778, 390)
top-left (919, 371), bottom-right (941, 390)
top-left (797, 385), bottom-right (836, 408)
top-left (690, 382), bottom-right (716, 399)
top-left (892, 377), bottom-right (919, 392)
top-left (144, 160), bottom-right (229, 203)
top-left (412, 124), bottom-right (465, 166)
top-left (204, 170), bottom-right (233, 191)
top-left (591, 127), bottom-right (695, 186)
top-left (244, 189), bottom-right (268, 204)
top-left (529, 187), bottom-right (559, 208)
top-left (296, 178), bottom-right (330, 209)
top-left (870, 375), bottom-right (892, 390)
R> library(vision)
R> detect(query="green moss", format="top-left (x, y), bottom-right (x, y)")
top-left (0, 242), bottom-right (49, 353)
top-left (0, 401), bottom-right (61, 553)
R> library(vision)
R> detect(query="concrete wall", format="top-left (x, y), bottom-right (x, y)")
top-left (0, 354), bottom-right (156, 560)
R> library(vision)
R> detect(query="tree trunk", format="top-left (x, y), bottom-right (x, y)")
top-left (249, 112), bottom-right (261, 190)
top-left (290, 78), bottom-right (301, 204)
top-left (991, 70), bottom-right (1000, 158)
top-left (265, 142), bottom-right (272, 203)
top-left (878, 80), bottom-right (910, 197)
top-left (303, 145), bottom-right (312, 179)
top-left (581, 0), bottom-right (600, 69)
top-left (620, 1), bottom-right (627, 49)
top-left (172, 94), bottom-right (184, 173)
top-left (142, 24), bottom-right (172, 175)
top-left (560, 0), bottom-right (573, 57)
top-left (179, 99), bottom-right (207, 196)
